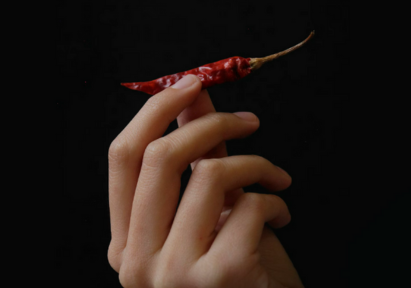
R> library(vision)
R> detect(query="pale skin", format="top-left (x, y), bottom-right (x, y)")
top-left (108, 74), bottom-right (304, 288)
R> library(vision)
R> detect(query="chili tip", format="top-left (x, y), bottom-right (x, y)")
top-left (249, 31), bottom-right (315, 71)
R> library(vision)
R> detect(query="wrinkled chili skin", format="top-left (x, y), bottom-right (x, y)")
top-left (121, 56), bottom-right (251, 95)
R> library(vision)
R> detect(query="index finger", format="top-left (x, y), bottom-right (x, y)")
top-left (108, 75), bottom-right (202, 260)
top-left (176, 89), bottom-right (224, 169)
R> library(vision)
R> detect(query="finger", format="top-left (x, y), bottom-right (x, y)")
top-left (108, 75), bottom-right (202, 261)
top-left (165, 155), bottom-right (291, 260)
top-left (209, 192), bottom-right (291, 262)
top-left (176, 89), bottom-right (244, 208)
top-left (126, 112), bottom-right (260, 259)
top-left (176, 89), bottom-right (226, 170)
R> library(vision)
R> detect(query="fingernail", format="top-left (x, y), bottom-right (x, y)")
top-left (233, 112), bottom-right (258, 122)
top-left (171, 75), bottom-right (197, 89)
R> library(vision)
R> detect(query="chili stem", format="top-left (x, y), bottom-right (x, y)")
top-left (249, 30), bottom-right (315, 71)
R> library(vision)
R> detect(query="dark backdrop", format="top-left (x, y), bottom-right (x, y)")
top-left (56, 1), bottom-right (410, 287)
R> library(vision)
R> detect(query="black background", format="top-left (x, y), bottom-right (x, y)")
top-left (56, 0), bottom-right (410, 287)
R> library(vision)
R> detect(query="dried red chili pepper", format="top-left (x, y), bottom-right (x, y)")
top-left (121, 31), bottom-right (314, 95)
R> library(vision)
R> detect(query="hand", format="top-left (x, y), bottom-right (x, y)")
top-left (108, 75), bottom-right (304, 288)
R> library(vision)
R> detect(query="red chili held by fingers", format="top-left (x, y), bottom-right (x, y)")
top-left (121, 31), bottom-right (315, 95)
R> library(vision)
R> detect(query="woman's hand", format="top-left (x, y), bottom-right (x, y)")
top-left (108, 75), bottom-right (304, 288)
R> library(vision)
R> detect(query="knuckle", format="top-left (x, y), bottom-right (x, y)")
top-left (204, 258), bottom-right (229, 286)
top-left (194, 159), bottom-right (225, 181)
top-left (118, 262), bottom-right (146, 288)
top-left (144, 96), bottom-right (174, 122)
top-left (205, 112), bottom-right (230, 131)
top-left (153, 273), bottom-right (180, 288)
top-left (154, 262), bottom-right (183, 288)
top-left (108, 136), bottom-right (130, 163)
top-left (240, 193), bottom-right (266, 214)
top-left (118, 265), bottom-right (134, 288)
top-left (145, 95), bottom-right (163, 112)
top-left (145, 139), bottom-right (168, 157)
top-left (143, 139), bottom-right (172, 167)
top-left (107, 243), bottom-right (122, 273)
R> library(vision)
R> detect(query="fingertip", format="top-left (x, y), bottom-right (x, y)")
top-left (233, 112), bottom-right (259, 123)
top-left (169, 74), bottom-right (196, 90)
top-left (184, 74), bottom-right (202, 94)
top-left (276, 166), bottom-right (292, 188)
top-left (190, 74), bottom-right (201, 83)
top-left (276, 165), bottom-right (289, 176)
top-left (185, 74), bottom-right (202, 88)
top-left (269, 210), bottom-right (291, 229)
top-left (285, 212), bottom-right (291, 225)
top-left (285, 174), bottom-right (292, 187)
top-left (280, 214), bottom-right (291, 228)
